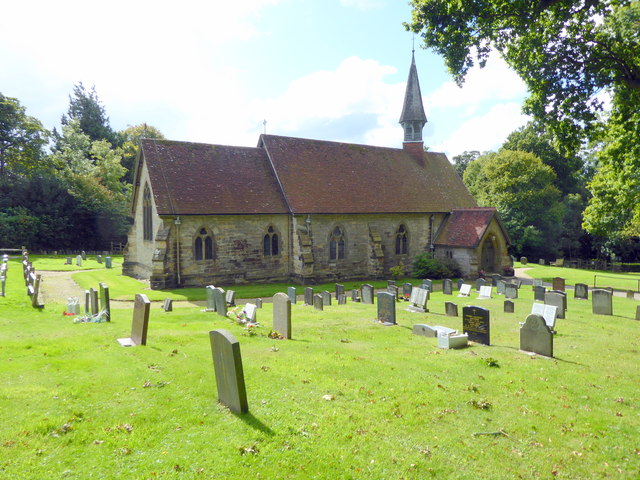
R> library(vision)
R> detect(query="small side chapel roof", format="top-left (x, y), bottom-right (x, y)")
top-left (434, 207), bottom-right (511, 248)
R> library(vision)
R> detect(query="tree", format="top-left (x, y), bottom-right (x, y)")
top-left (452, 150), bottom-right (480, 179)
top-left (463, 150), bottom-right (563, 257)
top-left (0, 93), bottom-right (49, 178)
top-left (119, 123), bottom-right (165, 183)
top-left (406, 0), bottom-right (640, 153)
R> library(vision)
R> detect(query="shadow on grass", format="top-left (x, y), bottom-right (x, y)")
top-left (236, 412), bottom-right (275, 436)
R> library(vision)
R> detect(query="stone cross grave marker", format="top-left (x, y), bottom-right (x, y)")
top-left (504, 300), bottom-right (514, 313)
top-left (272, 292), bottom-right (291, 339)
top-left (99, 282), bottom-right (110, 321)
top-left (304, 287), bottom-right (313, 306)
top-left (205, 285), bottom-right (216, 312)
top-left (478, 285), bottom-right (493, 299)
top-left (545, 292), bottom-right (565, 319)
top-left (322, 290), bottom-right (332, 306)
top-left (335, 283), bottom-right (345, 299)
top-left (377, 292), bottom-right (396, 325)
top-left (445, 301), bottom-right (458, 317)
top-left (505, 284), bottom-right (518, 299)
top-left (520, 314), bottom-right (553, 357)
top-left (31, 274), bottom-right (44, 308)
top-left (592, 289), bottom-right (613, 316)
top-left (443, 279), bottom-right (453, 295)
top-left (462, 306), bottom-right (490, 345)
top-left (552, 277), bottom-right (566, 292)
top-left (531, 303), bottom-right (557, 330)
top-left (313, 294), bottom-right (323, 311)
top-left (402, 282), bottom-right (413, 300)
top-left (574, 283), bottom-right (589, 300)
top-left (475, 278), bottom-right (485, 291)
top-left (534, 285), bottom-right (546, 302)
top-left (458, 284), bottom-right (471, 297)
top-left (244, 303), bottom-right (257, 323)
top-left (105, 257), bottom-right (112, 269)
top-left (225, 290), bottom-right (236, 306)
top-left (214, 288), bottom-right (227, 317)
top-left (163, 298), bottom-right (173, 312)
top-left (209, 329), bottom-right (248, 414)
top-left (496, 280), bottom-right (506, 295)
top-left (118, 293), bottom-right (151, 346)
top-left (361, 284), bottom-right (374, 304)
top-left (287, 286), bottom-right (297, 304)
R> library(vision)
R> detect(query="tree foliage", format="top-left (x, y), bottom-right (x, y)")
top-left (452, 150), bottom-right (480, 179)
top-left (119, 123), bottom-right (165, 183)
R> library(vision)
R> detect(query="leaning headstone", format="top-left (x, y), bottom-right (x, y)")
top-left (76, 255), bottom-right (82, 266)
top-left (338, 294), bottom-right (346, 305)
top-left (574, 283), bottom-right (589, 300)
top-left (287, 286), bottom-right (297, 304)
top-left (496, 280), bottom-right (506, 295)
top-left (335, 283), bottom-right (345, 299)
top-left (205, 285), bottom-right (216, 312)
top-left (458, 284), bottom-right (472, 297)
top-left (402, 282), bottom-right (413, 300)
top-left (478, 285), bottom-right (493, 299)
top-left (225, 290), bottom-right (236, 306)
top-left (244, 303), bottom-right (257, 323)
top-left (89, 288), bottom-right (99, 315)
top-left (552, 277), bottom-right (566, 292)
top-left (504, 300), bottom-right (514, 313)
top-left (163, 298), bottom-right (173, 312)
top-left (422, 279), bottom-right (433, 292)
top-left (376, 292), bottom-right (396, 325)
top-left (443, 279), bottom-right (453, 295)
top-left (105, 257), bottom-right (113, 269)
top-left (351, 289), bottom-right (360, 302)
top-left (118, 294), bottom-right (151, 346)
top-left (445, 301), bottom-right (458, 317)
top-left (534, 285), bottom-right (546, 302)
top-left (322, 290), bottom-right (332, 306)
top-left (304, 287), bottom-right (313, 306)
top-left (462, 306), bottom-right (490, 345)
top-left (313, 294), bottom-right (323, 311)
top-left (31, 274), bottom-right (44, 308)
top-left (213, 288), bottom-right (227, 317)
top-left (272, 292), bottom-right (291, 339)
top-left (99, 282), bottom-right (110, 321)
top-left (545, 292), bottom-right (565, 319)
top-left (97, 255), bottom-right (103, 264)
top-left (520, 314), bottom-right (553, 357)
top-left (475, 278), bottom-right (485, 291)
top-left (592, 289), bottom-right (613, 316)
top-left (361, 284), bottom-right (374, 304)
top-left (505, 284), bottom-right (518, 299)
top-left (209, 329), bottom-right (248, 414)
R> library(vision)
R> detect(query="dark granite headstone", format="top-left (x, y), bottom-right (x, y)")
top-left (445, 301), bottom-right (458, 317)
top-left (287, 286), bottom-right (297, 304)
top-left (118, 293), bottom-right (151, 346)
top-left (443, 279), bottom-right (453, 295)
top-left (322, 290), bottom-right (332, 306)
top-left (457, 278), bottom-right (464, 290)
top-left (491, 274), bottom-right (502, 286)
top-left (335, 283), bottom-right (345, 299)
top-left (545, 292), bottom-right (565, 319)
top-left (505, 284), bottom-right (518, 299)
top-left (99, 282), bottom-right (110, 321)
top-left (214, 288), bottom-right (227, 317)
top-left (304, 287), bottom-right (314, 306)
top-left (520, 314), bottom-right (553, 357)
top-left (534, 285), bottom-right (546, 302)
top-left (462, 306), bottom-right (490, 345)
top-left (504, 300), bottom-right (514, 313)
top-left (552, 277), bottom-right (565, 292)
top-left (592, 289), bottom-right (613, 316)
top-left (377, 292), bottom-right (396, 325)
top-left (402, 282), bottom-right (413, 300)
top-left (361, 284), bottom-right (374, 304)
top-left (209, 329), bottom-right (248, 414)
top-left (272, 292), bottom-right (291, 339)
top-left (313, 294), bottom-right (323, 311)
top-left (574, 283), bottom-right (589, 300)
top-left (163, 298), bottom-right (173, 312)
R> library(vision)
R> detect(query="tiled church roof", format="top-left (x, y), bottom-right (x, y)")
top-left (434, 207), bottom-right (509, 247)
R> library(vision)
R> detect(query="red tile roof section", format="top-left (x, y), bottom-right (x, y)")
top-left (260, 135), bottom-right (476, 214)
top-left (140, 139), bottom-right (290, 215)
top-left (434, 208), bottom-right (499, 248)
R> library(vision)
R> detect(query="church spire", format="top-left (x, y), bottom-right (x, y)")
top-left (399, 51), bottom-right (427, 157)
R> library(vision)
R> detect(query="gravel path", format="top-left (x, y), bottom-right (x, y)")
top-left (39, 270), bottom-right (86, 304)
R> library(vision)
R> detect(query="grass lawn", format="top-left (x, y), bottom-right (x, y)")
top-left (516, 262), bottom-right (640, 292)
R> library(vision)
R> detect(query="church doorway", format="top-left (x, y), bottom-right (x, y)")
top-left (480, 236), bottom-right (497, 273)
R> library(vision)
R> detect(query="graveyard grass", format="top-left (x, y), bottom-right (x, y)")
top-left (516, 262), bottom-right (640, 292)
top-left (1, 260), bottom-right (639, 479)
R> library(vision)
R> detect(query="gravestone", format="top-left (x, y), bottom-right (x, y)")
top-left (475, 278), bottom-right (485, 291)
top-left (255, 298), bottom-right (263, 309)
top-left (304, 287), bottom-right (314, 306)
top-left (1, 274), bottom-right (5, 297)
top-left (520, 314), bottom-right (553, 357)
top-left (209, 329), bottom-right (248, 414)
top-left (458, 284), bottom-right (471, 297)
top-left (81, 250), bottom-right (87, 260)
top-left (462, 306), bottom-right (490, 345)
top-left (335, 283), bottom-right (345, 299)
top-left (574, 283), bottom-right (589, 300)
top-left (626, 290), bottom-right (635, 300)
top-left (534, 285), bottom-right (546, 302)
top-left (84, 290), bottom-right (90, 314)
top-left (402, 282), bottom-right (413, 300)
top-left (338, 294), bottom-right (346, 305)
top-left (97, 255), bottom-right (103, 264)
top-left (443, 279), bottom-right (453, 295)
top-left (413, 324), bottom-right (457, 338)
top-left (552, 277), bottom-right (566, 292)
top-left (322, 290), bottom-right (332, 306)
top-left (99, 282), bottom-right (110, 321)
top-left (496, 280), bottom-right (506, 295)
top-left (478, 285), bottom-right (493, 299)
top-left (636, 305), bottom-right (640, 321)
top-left (226, 290), bottom-right (236, 306)
top-left (376, 292), bottom-right (396, 325)
top-left (505, 284), bottom-right (518, 299)
top-left (491, 274), bottom-right (502, 286)
top-left (361, 284), bottom-right (374, 304)
top-left (89, 288), bottom-right (99, 315)
top-left (387, 280), bottom-right (396, 287)
top-left (163, 298), bottom-right (173, 312)
top-left (457, 278), bottom-right (464, 290)
top-left (520, 256), bottom-right (528, 265)
top-left (445, 301), bottom-right (458, 317)
top-left (244, 303), bottom-right (257, 323)
top-left (437, 331), bottom-right (469, 349)
top-left (31, 274), bottom-right (44, 308)
top-left (205, 285), bottom-right (217, 312)
top-left (532, 279), bottom-right (544, 288)
top-left (213, 288), bottom-right (227, 317)
top-left (551, 290), bottom-right (567, 312)
top-left (351, 289), bottom-right (360, 302)
top-left (105, 257), bottom-right (113, 269)
top-left (504, 300), bottom-right (514, 313)
top-left (65, 256), bottom-right (72, 265)
top-left (76, 255), bottom-right (82, 266)
top-left (407, 287), bottom-right (428, 313)
top-left (531, 303), bottom-right (558, 331)
top-left (313, 294), bottom-right (323, 311)
top-left (387, 284), bottom-right (399, 300)
top-left (272, 292), bottom-right (291, 339)
top-left (66, 297), bottom-right (80, 315)
top-left (512, 279), bottom-right (523, 288)
top-left (545, 292), bottom-right (565, 319)
top-left (287, 286), bottom-right (297, 304)
top-left (539, 258), bottom-right (546, 265)
top-left (118, 294), bottom-right (151, 346)
top-left (592, 289), bottom-right (613, 316)
top-left (422, 279), bottom-right (433, 292)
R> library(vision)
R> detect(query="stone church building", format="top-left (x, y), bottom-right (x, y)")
top-left (123, 54), bottom-right (511, 289)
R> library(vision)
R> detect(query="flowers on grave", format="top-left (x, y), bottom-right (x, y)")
top-left (228, 307), bottom-right (249, 324)
top-left (268, 330), bottom-right (284, 340)
top-left (243, 324), bottom-right (258, 337)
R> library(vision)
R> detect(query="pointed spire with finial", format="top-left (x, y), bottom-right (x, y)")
top-left (399, 49), bottom-right (427, 156)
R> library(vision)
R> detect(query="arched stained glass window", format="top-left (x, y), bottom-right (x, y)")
top-left (194, 227), bottom-right (213, 261)
top-left (395, 224), bottom-right (408, 255)
top-left (263, 226), bottom-right (279, 256)
top-left (143, 184), bottom-right (153, 241)
top-left (329, 226), bottom-right (345, 260)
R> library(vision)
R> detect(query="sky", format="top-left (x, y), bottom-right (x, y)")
top-left (0, 0), bottom-right (530, 159)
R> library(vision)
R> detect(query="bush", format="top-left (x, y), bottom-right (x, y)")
top-left (412, 253), bottom-right (462, 279)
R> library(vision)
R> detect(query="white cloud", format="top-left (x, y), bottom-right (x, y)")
top-left (339, 0), bottom-right (385, 10)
